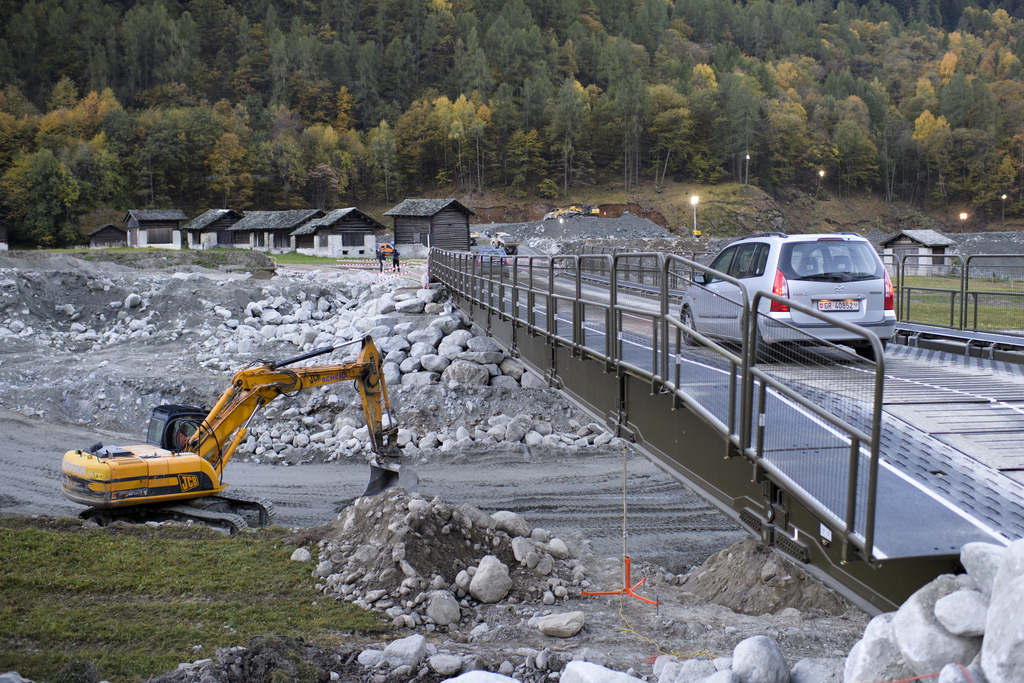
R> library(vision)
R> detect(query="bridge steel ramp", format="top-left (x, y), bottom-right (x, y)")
top-left (430, 250), bottom-right (1023, 615)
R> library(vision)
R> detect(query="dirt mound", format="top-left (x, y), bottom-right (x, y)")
top-left (289, 490), bottom-right (580, 630)
top-left (678, 536), bottom-right (851, 616)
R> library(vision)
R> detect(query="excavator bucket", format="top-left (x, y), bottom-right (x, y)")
top-left (362, 463), bottom-right (419, 498)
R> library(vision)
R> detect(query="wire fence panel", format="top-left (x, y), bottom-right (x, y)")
top-left (898, 254), bottom-right (964, 329)
top-left (964, 256), bottom-right (1024, 337)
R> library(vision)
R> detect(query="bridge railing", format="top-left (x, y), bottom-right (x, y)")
top-left (964, 255), bottom-right (1024, 338)
top-left (897, 253), bottom-right (965, 329)
top-left (431, 249), bottom-right (885, 564)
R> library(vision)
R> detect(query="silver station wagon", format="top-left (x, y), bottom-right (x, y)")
top-left (682, 232), bottom-right (896, 359)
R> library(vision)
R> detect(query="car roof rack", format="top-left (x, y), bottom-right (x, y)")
top-left (738, 232), bottom-right (788, 240)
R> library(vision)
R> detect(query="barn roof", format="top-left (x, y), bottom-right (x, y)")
top-left (291, 208), bottom-right (387, 236)
top-left (383, 198), bottom-right (476, 217)
top-left (182, 209), bottom-right (244, 232)
top-left (229, 209), bottom-right (324, 232)
top-left (123, 209), bottom-right (189, 223)
top-left (878, 229), bottom-right (956, 248)
top-left (87, 224), bottom-right (126, 237)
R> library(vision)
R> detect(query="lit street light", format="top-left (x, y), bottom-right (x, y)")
top-left (815, 169), bottom-right (824, 197)
top-left (690, 195), bottom-right (700, 238)
top-left (959, 212), bottom-right (968, 233)
top-left (1003, 194), bottom-right (1007, 226)
top-left (745, 154), bottom-right (750, 188)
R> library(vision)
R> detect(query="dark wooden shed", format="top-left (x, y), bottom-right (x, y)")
top-left (291, 208), bottom-right (385, 257)
top-left (88, 224), bottom-right (128, 248)
top-left (228, 209), bottom-right (324, 252)
top-left (123, 209), bottom-right (189, 249)
top-left (383, 199), bottom-right (475, 251)
top-left (181, 209), bottom-right (245, 249)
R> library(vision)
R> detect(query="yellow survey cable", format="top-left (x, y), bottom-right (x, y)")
top-left (613, 444), bottom-right (717, 660)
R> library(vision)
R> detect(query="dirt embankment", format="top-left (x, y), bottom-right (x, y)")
top-left (472, 203), bottom-right (666, 227)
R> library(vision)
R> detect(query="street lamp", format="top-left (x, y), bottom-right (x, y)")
top-left (959, 212), bottom-right (968, 233)
top-left (815, 169), bottom-right (824, 197)
top-left (690, 195), bottom-right (700, 238)
top-left (745, 154), bottom-right (750, 188)
top-left (1003, 194), bottom-right (1007, 226)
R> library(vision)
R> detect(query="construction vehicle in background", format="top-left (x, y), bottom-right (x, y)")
top-left (61, 336), bottom-right (415, 534)
top-left (489, 232), bottom-right (520, 255)
top-left (543, 205), bottom-right (600, 220)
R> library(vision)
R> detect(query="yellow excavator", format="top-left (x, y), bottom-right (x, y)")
top-left (60, 336), bottom-right (416, 534)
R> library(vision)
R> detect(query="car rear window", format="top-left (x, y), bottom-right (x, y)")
top-left (779, 240), bottom-right (882, 281)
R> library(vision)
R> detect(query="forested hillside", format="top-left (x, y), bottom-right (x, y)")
top-left (3, 0), bottom-right (1024, 246)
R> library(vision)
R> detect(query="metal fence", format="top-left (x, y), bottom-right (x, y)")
top-left (430, 249), bottom-right (886, 563)
top-left (895, 253), bottom-right (1024, 337)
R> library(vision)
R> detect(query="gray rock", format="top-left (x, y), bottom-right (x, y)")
top-left (420, 354), bottom-right (451, 372)
top-left (124, 293), bottom-right (142, 309)
top-left (490, 375), bottom-right (520, 389)
top-left (399, 356), bottom-right (422, 373)
top-left (395, 298), bottom-right (425, 313)
top-left (492, 510), bottom-right (532, 538)
top-left (469, 555), bottom-right (512, 603)
top-left (289, 547), bottom-right (312, 562)
top-left (548, 538), bottom-right (570, 559)
top-left (560, 661), bottom-right (641, 682)
top-left (442, 328), bottom-right (474, 348)
top-left (416, 288), bottom-right (441, 304)
top-left (961, 543), bottom-right (1005, 597)
top-left (442, 360), bottom-right (491, 385)
top-left (499, 357), bottom-right (526, 380)
top-left (732, 635), bottom-right (788, 683)
top-left (522, 371), bottom-right (548, 389)
top-left (703, 672), bottom-right (738, 683)
top-left (935, 589), bottom-right (988, 637)
top-left (844, 613), bottom-right (915, 683)
top-left (790, 657), bottom-right (843, 683)
top-left (982, 538), bottom-right (1024, 683)
top-left (937, 662), bottom-right (980, 683)
top-left (671, 659), bottom-right (716, 682)
top-left (893, 575), bottom-right (982, 676)
top-left (408, 341), bottom-right (437, 358)
top-left (504, 414), bottom-right (532, 443)
top-left (358, 649), bottom-right (384, 667)
top-left (512, 536), bottom-right (534, 562)
top-left (444, 672), bottom-right (518, 682)
top-left (383, 361), bottom-right (402, 387)
top-left (458, 350), bottom-right (505, 364)
top-left (382, 634), bottom-right (427, 668)
top-left (428, 654), bottom-right (464, 676)
top-left (426, 590), bottom-right (462, 626)
top-left (431, 317), bottom-right (466, 336)
top-left (380, 335), bottom-right (411, 354)
top-left (537, 611), bottom-right (585, 637)
top-left (261, 309), bottom-right (283, 324)
top-left (467, 336), bottom-right (502, 352)
top-left (401, 371), bottom-right (439, 387)
top-left (408, 326), bottom-right (445, 347)
top-left (438, 340), bottom-right (465, 360)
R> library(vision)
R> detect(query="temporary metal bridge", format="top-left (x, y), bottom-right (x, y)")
top-left (429, 250), bottom-right (1024, 614)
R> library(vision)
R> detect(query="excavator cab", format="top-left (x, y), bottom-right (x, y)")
top-left (146, 405), bottom-right (209, 452)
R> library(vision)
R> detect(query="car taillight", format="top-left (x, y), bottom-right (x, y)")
top-left (769, 269), bottom-right (790, 312)
top-left (883, 270), bottom-right (894, 311)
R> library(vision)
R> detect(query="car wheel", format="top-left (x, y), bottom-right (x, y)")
top-left (680, 307), bottom-right (697, 346)
top-left (854, 340), bottom-right (886, 362)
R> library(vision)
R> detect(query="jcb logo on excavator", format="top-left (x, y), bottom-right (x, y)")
top-left (179, 475), bottom-right (200, 492)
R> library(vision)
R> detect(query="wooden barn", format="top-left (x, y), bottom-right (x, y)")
top-left (182, 209), bottom-right (245, 250)
top-left (124, 209), bottom-right (189, 250)
top-left (384, 198), bottom-right (475, 257)
top-left (88, 224), bottom-right (128, 249)
top-left (228, 210), bottom-right (324, 253)
top-left (291, 208), bottom-right (385, 258)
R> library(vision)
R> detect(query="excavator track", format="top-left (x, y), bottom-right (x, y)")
top-left (79, 491), bottom-right (276, 535)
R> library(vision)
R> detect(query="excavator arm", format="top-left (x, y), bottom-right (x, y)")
top-left (185, 336), bottom-right (395, 476)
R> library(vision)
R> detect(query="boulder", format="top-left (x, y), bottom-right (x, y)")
top-left (420, 354), bottom-right (451, 373)
top-left (522, 371), bottom-right (549, 389)
top-left (408, 326), bottom-right (445, 347)
top-left (469, 555), bottom-right (512, 603)
top-left (492, 511), bottom-right (532, 538)
top-left (426, 590), bottom-right (462, 626)
top-left (382, 634), bottom-right (427, 668)
top-left (982, 539), bottom-right (1024, 683)
top-left (961, 542), bottom-right (1005, 597)
top-left (934, 589), bottom-right (988, 637)
top-left (844, 613), bottom-right (916, 683)
top-left (491, 375), bottom-right (520, 389)
top-left (444, 673), bottom-right (518, 683)
top-left (499, 357), bottom-right (526, 380)
top-left (892, 575), bottom-right (982, 675)
top-left (442, 360), bottom-right (491, 385)
top-left (560, 661), bottom-right (643, 683)
top-left (538, 611), bottom-right (586, 637)
top-left (504, 414), bottom-right (532, 443)
top-left (790, 657), bottom-right (843, 683)
top-left (732, 635), bottom-right (789, 683)
top-left (669, 660), bottom-right (716, 683)
top-left (428, 654), bottom-right (464, 676)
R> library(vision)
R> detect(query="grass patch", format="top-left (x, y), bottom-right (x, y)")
top-left (0, 518), bottom-right (388, 683)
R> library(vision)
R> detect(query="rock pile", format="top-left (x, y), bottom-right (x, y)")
top-left (303, 490), bottom-right (584, 633)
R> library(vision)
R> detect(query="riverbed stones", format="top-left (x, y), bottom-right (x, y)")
top-left (732, 635), bottom-right (789, 683)
top-left (469, 556), bottom-right (512, 603)
top-left (537, 611), bottom-right (585, 637)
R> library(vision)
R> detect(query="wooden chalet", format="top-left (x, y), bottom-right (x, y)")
top-left (228, 209), bottom-right (324, 252)
top-left (182, 209), bottom-right (245, 250)
top-left (383, 199), bottom-right (475, 256)
top-left (291, 208), bottom-right (385, 258)
top-left (88, 224), bottom-right (128, 249)
top-left (124, 209), bottom-right (189, 250)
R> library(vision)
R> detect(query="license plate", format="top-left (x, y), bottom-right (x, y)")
top-left (817, 299), bottom-right (859, 312)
